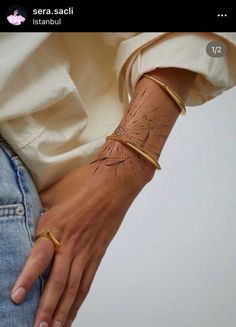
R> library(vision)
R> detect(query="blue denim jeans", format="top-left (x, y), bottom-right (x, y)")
top-left (0, 136), bottom-right (50, 326)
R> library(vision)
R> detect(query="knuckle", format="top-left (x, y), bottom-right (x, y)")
top-left (39, 305), bottom-right (54, 319)
top-left (69, 232), bottom-right (80, 244)
top-left (67, 280), bottom-right (79, 297)
top-left (55, 309), bottom-right (68, 321)
top-left (25, 274), bottom-right (36, 287)
top-left (42, 307), bottom-right (52, 316)
top-left (53, 277), bottom-right (66, 289)
top-left (34, 251), bottom-right (48, 268)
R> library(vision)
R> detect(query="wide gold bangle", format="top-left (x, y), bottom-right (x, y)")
top-left (106, 135), bottom-right (161, 170)
top-left (143, 74), bottom-right (186, 115)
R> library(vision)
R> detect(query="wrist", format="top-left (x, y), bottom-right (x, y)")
top-left (90, 139), bottom-right (156, 192)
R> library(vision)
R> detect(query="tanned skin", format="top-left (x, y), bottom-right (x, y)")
top-left (11, 68), bottom-right (196, 327)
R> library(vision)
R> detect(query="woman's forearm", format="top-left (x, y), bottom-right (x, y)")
top-left (89, 68), bottom-right (197, 189)
top-left (16, 69), bottom-right (196, 327)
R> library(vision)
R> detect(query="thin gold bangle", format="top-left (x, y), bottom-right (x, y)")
top-left (106, 135), bottom-right (161, 170)
top-left (143, 74), bottom-right (186, 115)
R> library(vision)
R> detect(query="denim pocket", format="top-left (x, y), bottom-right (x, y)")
top-left (0, 137), bottom-right (52, 296)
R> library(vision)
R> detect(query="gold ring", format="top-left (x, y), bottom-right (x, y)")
top-left (35, 229), bottom-right (61, 251)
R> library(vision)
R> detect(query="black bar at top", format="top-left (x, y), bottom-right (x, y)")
top-left (0, 1), bottom-right (235, 32)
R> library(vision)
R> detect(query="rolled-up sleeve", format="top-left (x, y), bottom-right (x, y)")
top-left (115, 32), bottom-right (236, 106)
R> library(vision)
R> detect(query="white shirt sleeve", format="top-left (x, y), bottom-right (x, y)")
top-left (115, 32), bottom-right (236, 106)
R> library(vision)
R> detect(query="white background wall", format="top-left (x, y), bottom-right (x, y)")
top-left (75, 87), bottom-right (236, 327)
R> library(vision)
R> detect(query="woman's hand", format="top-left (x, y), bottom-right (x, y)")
top-left (10, 66), bottom-right (195, 327)
top-left (10, 140), bottom-right (154, 327)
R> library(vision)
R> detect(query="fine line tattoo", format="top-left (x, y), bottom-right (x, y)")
top-left (89, 81), bottom-right (173, 179)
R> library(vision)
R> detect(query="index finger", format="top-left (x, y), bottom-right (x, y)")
top-left (11, 237), bottom-right (55, 303)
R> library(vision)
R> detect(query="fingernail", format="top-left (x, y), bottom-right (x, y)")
top-left (12, 287), bottom-right (26, 303)
top-left (52, 321), bottom-right (62, 327)
top-left (39, 322), bottom-right (48, 327)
